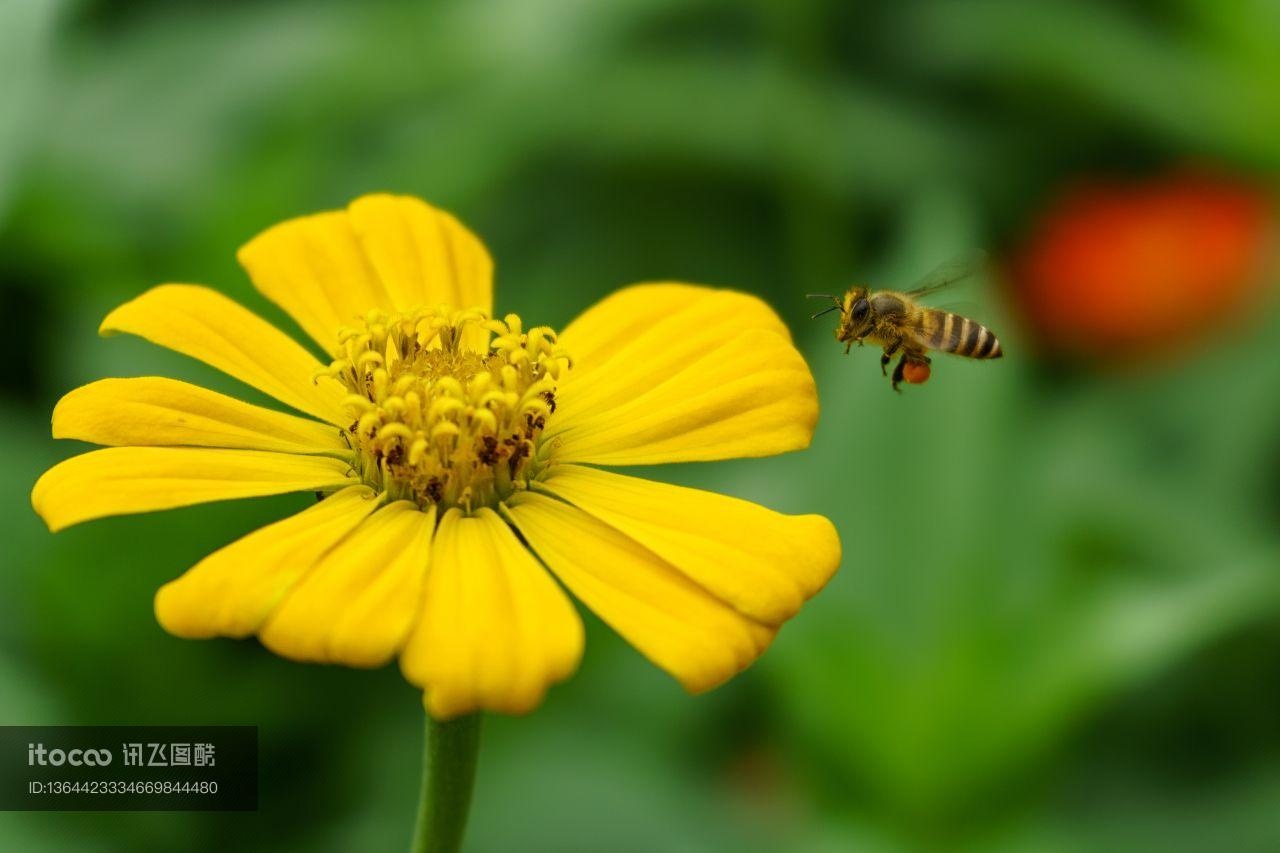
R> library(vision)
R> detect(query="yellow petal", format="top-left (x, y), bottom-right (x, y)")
top-left (53, 377), bottom-right (346, 455)
top-left (31, 447), bottom-right (357, 532)
top-left (347, 194), bottom-right (494, 317)
top-left (400, 507), bottom-right (583, 719)
top-left (503, 493), bottom-right (775, 694)
top-left (559, 283), bottom-right (791, 371)
top-left (549, 317), bottom-right (819, 464)
top-left (239, 196), bottom-right (494, 353)
top-left (259, 501), bottom-right (435, 667)
top-left (100, 284), bottom-right (348, 425)
top-left (155, 485), bottom-right (379, 638)
top-left (237, 210), bottom-right (397, 354)
top-left (537, 465), bottom-right (840, 624)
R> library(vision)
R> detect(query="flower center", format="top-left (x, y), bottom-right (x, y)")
top-left (320, 307), bottom-right (570, 511)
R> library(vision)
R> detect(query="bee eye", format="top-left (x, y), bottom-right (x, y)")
top-left (851, 299), bottom-right (870, 323)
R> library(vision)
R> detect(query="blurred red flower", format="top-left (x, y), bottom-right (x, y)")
top-left (1011, 173), bottom-right (1275, 362)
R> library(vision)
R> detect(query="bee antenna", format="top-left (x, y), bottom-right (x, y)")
top-left (806, 293), bottom-right (841, 319)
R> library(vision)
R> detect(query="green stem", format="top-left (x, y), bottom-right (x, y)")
top-left (410, 713), bottom-right (483, 853)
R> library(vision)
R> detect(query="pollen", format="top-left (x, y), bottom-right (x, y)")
top-left (317, 306), bottom-right (570, 511)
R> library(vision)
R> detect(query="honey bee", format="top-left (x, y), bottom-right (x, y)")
top-left (809, 251), bottom-right (1003, 391)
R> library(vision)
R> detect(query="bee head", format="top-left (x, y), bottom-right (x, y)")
top-left (836, 286), bottom-right (873, 343)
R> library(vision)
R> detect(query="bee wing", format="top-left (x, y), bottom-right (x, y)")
top-left (906, 303), bottom-right (976, 353)
top-left (933, 299), bottom-right (984, 316)
top-left (903, 250), bottom-right (988, 298)
top-left (908, 322), bottom-right (945, 353)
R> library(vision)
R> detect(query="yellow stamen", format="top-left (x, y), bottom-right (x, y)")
top-left (322, 306), bottom-right (571, 510)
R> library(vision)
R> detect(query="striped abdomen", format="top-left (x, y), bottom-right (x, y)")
top-left (918, 309), bottom-right (1003, 359)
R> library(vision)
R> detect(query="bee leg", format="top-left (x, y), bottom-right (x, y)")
top-left (891, 354), bottom-right (907, 392)
top-left (881, 338), bottom-right (902, 376)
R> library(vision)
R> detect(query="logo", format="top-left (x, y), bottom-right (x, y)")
top-left (27, 744), bottom-right (113, 767)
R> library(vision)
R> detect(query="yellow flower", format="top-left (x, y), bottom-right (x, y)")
top-left (31, 194), bottom-right (841, 719)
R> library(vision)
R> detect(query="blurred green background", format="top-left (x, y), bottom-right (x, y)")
top-left (2, 0), bottom-right (1279, 850)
